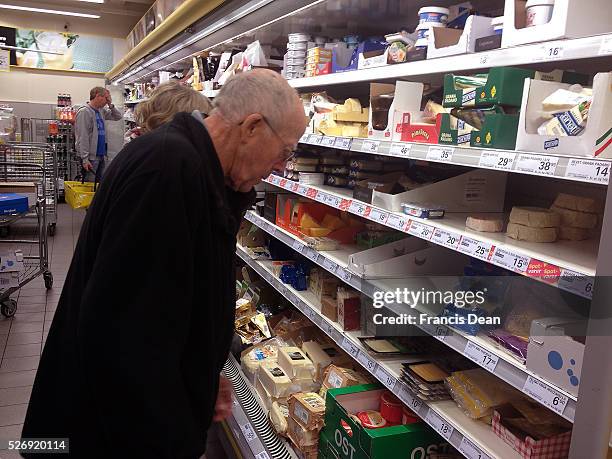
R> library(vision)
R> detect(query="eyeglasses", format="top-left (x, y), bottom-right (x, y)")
top-left (260, 115), bottom-right (297, 162)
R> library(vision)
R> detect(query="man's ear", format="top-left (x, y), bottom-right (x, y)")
top-left (240, 113), bottom-right (263, 137)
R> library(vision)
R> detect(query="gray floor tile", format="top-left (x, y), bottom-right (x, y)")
top-left (12, 313), bottom-right (44, 323)
top-left (0, 404), bottom-right (28, 427)
top-left (0, 357), bottom-right (39, 373)
top-left (3, 344), bottom-right (41, 359)
top-left (8, 322), bottom-right (42, 334)
top-left (7, 333), bottom-right (42, 346)
top-left (0, 371), bottom-right (37, 389)
top-left (15, 296), bottom-right (47, 306)
top-left (0, 424), bottom-right (24, 445)
top-left (0, 321), bottom-right (11, 334)
top-left (0, 386), bottom-right (32, 406)
top-left (16, 289), bottom-right (47, 298)
top-left (15, 304), bottom-right (45, 314)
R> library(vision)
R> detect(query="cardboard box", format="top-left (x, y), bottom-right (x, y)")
top-left (526, 317), bottom-right (586, 397)
top-left (427, 15), bottom-right (495, 59)
top-left (398, 112), bottom-right (442, 144)
top-left (357, 41), bottom-right (388, 70)
top-left (321, 294), bottom-right (338, 322)
top-left (368, 82), bottom-right (423, 141)
top-left (289, 392), bottom-right (326, 430)
top-left (501, 0), bottom-right (612, 48)
top-left (322, 385), bottom-right (447, 459)
top-left (322, 365), bottom-right (369, 391)
top-left (516, 72), bottom-right (612, 158)
top-left (288, 416), bottom-right (321, 448)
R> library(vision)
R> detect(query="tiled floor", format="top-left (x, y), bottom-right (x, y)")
top-left (0, 203), bottom-right (85, 453)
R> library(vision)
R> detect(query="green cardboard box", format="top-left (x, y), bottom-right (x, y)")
top-left (321, 384), bottom-right (449, 459)
top-left (470, 113), bottom-right (520, 150)
top-left (438, 113), bottom-right (473, 146)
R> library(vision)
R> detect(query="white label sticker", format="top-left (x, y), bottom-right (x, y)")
top-left (387, 214), bottom-right (408, 231)
top-left (292, 240), bottom-right (305, 253)
top-left (431, 228), bottom-right (460, 249)
top-left (306, 307), bottom-right (319, 325)
top-left (564, 158), bottom-right (610, 185)
top-left (299, 133), bottom-right (310, 143)
top-left (478, 151), bottom-right (516, 171)
top-left (323, 321), bottom-right (334, 336)
top-left (425, 409), bottom-right (454, 440)
top-left (328, 370), bottom-right (344, 389)
top-left (265, 222), bottom-right (277, 236)
top-left (325, 194), bottom-right (342, 208)
top-left (492, 247), bottom-right (530, 273)
top-left (307, 134), bottom-right (320, 144)
top-left (408, 221), bottom-right (434, 240)
top-left (315, 191), bottom-right (328, 203)
top-left (322, 257), bottom-right (338, 273)
top-left (427, 146), bottom-right (454, 163)
top-left (0, 50), bottom-right (9, 72)
top-left (389, 142), bottom-right (411, 158)
top-left (322, 136), bottom-right (336, 147)
top-left (285, 290), bottom-right (298, 305)
top-left (458, 236), bottom-right (494, 261)
top-left (240, 422), bottom-right (257, 442)
top-left (361, 140), bottom-right (380, 154)
top-left (296, 185), bottom-right (308, 196)
top-left (255, 452), bottom-right (271, 459)
top-left (599, 36), bottom-right (612, 55)
top-left (464, 341), bottom-right (499, 372)
top-left (434, 325), bottom-right (449, 341)
top-left (459, 437), bottom-right (490, 459)
top-left (306, 248), bottom-right (319, 262)
top-left (522, 375), bottom-right (569, 416)
top-left (357, 351), bottom-right (377, 373)
top-left (374, 366), bottom-right (397, 391)
top-left (516, 154), bottom-right (559, 177)
top-left (536, 44), bottom-right (564, 61)
top-left (558, 269), bottom-right (594, 299)
top-left (341, 338), bottom-right (360, 358)
top-left (399, 386), bottom-right (423, 414)
top-left (336, 266), bottom-right (352, 283)
top-left (334, 137), bottom-right (352, 150)
top-left (368, 208), bottom-right (389, 224)
top-left (349, 201), bottom-right (369, 216)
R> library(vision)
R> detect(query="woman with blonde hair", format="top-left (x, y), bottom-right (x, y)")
top-left (125, 81), bottom-right (212, 141)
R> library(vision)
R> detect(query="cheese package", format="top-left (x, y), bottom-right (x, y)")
top-left (337, 287), bottom-right (361, 331)
top-left (322, 365), bottom-right (370, 390)
top-left (301, 341), bottom-right (333, 382)
top-left (321, 295), bottom-right (338, 321)
top-left (293, 376), bottom-right (321, 393)
top-left (258, 362), bottom-right (293, 398)
top-left (509, 207), bottom-right (560, 228)
top-left (278, 347), bottom-right (315, 379)
top-left (270, 401), bottom-right (289, 436)
top-left (559, 226), bottom-right (591, 241)
top-left (288, 392), bottom-right (326, 430)
top-left (255, 376), bottom-right (288, 411)
top-left (287, 416), bottom-right (320, 448)
top-left (550, 205), bottom-right (598, 229)
top-left (241, 343), bottom-right (279, 382)
top-left (466, 214), bottom-right (504, 233)
top-left (506, 223), bottom-right (557, 243)
top-left (553, 193), bottom-right (604, 214)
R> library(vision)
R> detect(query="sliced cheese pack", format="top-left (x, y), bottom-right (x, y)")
top-left (466, 214), bottom-right (504, 233)
top-left (553, 193), bottom-right (604, 214)
top-left (509, 207), bottom-right (560, 228)
top-left (278, 347), bottom-right (315, 379)
top-left (506, 223), bottom-right (557, 243)
top-left (301, 341), bottom-right (333, 382)
top-left (288, 392), bottom-right (326, 430)
top-left (270, 401), bottom-right (290, 436)
top-left (258, 361), bottom-right (293, 398)
top-left (550, 205), bottom-right (598, 229)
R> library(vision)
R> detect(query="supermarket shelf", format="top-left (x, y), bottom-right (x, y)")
top-left (289, 33), bottom-right (612, 90)
top-left (222, 354), bottom-right (299, 459)
top-left (244, 210), bottom-right (578, 422)
top-left (263, 175), bottom-right (597, 299)
top-left (298, 133), bottom-right (611, 186)
top-left (236, 245), bottom-right (522, 459)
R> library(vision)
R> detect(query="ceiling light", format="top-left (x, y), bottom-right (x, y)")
top-left (0, 3), bottom-right (101, 18)
top-left (76, 0), bottom-right (104, 3)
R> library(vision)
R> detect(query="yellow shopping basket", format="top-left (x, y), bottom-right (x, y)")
top-left (65, 181), bottom-right (96, 209)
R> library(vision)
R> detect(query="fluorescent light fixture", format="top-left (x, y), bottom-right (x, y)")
top-left (77, 0), bottom-right (104, 3)
top-left (0, 3), bottom-right (101, 18)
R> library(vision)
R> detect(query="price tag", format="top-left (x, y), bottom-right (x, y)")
top-left (492, 247), bottom-right (530, 273)
top-left (315, 191), bottom-right (328, 203)
top-left (240, 422), bottom-right (257, 442)
top-left (306, 307), bottom-right (320, 325)
top-left (334, 137), bottom-right (352, 150)
top-left (299, 133), bottom-right (310, 144)
top-left (536, 44), bottom-right (565, 61)
top-left (297, 185), bottom-right (308, 195)
top-left (431, 228), bottom-right (461, 249)
top-left (516, 154), bottom-right (559, 177)
top-left (599, 36), bottom-right (612, 55)
top-left (323, 321), bottom-right (335, 336)
top-left (339, 199), bottom-right (352, 211)
top-left (458, 236), bottom-right (494, 261)
top-left (322, 257), bottom-right (338, 272)
top-left (265, 222), bottom-right (277, 236)
top-left (523, 375), bottom-right (569, 416)
top-left (558, 269), bottom-right (594, 299)
top-left (290, 182), bottom-right (299, 192)
top-left (0, 50), bottom-right (9, 72)
top-left (459, 437), bottom-right (490, 459)
top-left (374, 366), bottom-right (397, 391)
top-left (306, 248), bottom-right (319, 262)
top-left (357, 351), bottom-right (377, 373)
top-left (478, 151), bottom-right (516, 171)
top-left (478, 52), bottom-right (490, 66)
top-left (425, 409), bottom-right (454, 440)
top-left (279, 179), bottom-right (288, 188)
top-left (399, 386), bottom-right (423, 414)
top-left (564, 158), bottom-right (610, 184)
top-left (292, 240), bottom-right (305, 253)
top-left (336, 266), bottom-right (352, 283)
top-left (427, 146), bottom-right (454, 163)
top-left (389, 142), bottom-right (411, 158)
top-left (408, 221), bottom-right (434, 240)
top-left (464, 341), bottom-right (499, 372)
top-left (361, 140), bottom-right (380, 154)
top-left (325, 194), bottom-right (342, 208)
top-left (285, 290), bottom-right (298, 305)
top-left (341, 337), bottom-right (360, 358)
top-left (349, 200), bottom-right (368, 216)
top-left (434, 325), bottom-right (449, 341)
top-left (368, 208), bottom-right (389, 224)
top-left (387, 214), bottom-right (408, 231)
top-left (321, 136), bottom-right (336, 147)
top-left (255, 452), bottom-right (271, 459)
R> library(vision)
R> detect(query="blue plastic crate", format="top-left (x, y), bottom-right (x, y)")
top-left (0, 193), bottom-right (28, 215)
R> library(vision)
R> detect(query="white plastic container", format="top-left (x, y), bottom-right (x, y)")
top-left (286, 50), bottom-right (306, 58)
top-left (414, 38), bottom-right (429, 49)
top-left (285, 65), bottom-right (305, 73)
top-left (492, 16), bottom-right (504, 35)
top-left (526, 0), bottom-right (555, 27)
top-left (418, 6), bottom-right (449, 24)
top-left (299, 173), bottom-right (324, 185)
top-left (415, 22), bottom-right (445, 39)
top-left (287, 42), bottom-right (308, 51)
top-left (288, 33), bottom-right (311, 43)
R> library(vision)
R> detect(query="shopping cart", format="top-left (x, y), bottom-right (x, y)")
top-left (0, 151), bottom-right (53, 317)
top-left (4, 142), bottom-right (59, 235)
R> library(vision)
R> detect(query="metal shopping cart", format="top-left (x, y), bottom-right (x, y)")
top-left (0, 147), bottom-right (53, 317)
top-left (4, 142), bottom-right (59, 235)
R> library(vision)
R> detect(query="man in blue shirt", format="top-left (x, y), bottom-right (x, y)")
top-left (75, 87), bottom-right (123, 182)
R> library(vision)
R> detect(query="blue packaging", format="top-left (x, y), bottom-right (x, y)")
top-left (0, 193), bottom-right (28, 215)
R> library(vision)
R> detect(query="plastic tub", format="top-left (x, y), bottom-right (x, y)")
top-left (287, 41), bottom-right (308, 50)
top-left (415, 22), bottom-right (445, 39)
top-left (418, 6), bottom-right (449, 24)
top-left (65, 181), bottom-right (95, 210)
top-left (526, 0), bottom-right (555, 27)
top-left (492, 16), bottom-right (504, 35)
top-left (288, 33), bottom-right (311, 43)
top-left (287, 50), bottom-right (306, 58)
top-left (286, 58), bottom-right (306, 66)
top-left (414, 37), bottom-right (429, 50)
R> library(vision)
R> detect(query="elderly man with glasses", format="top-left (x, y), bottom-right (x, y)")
top-left (23, 69), bottom-right (307, 459)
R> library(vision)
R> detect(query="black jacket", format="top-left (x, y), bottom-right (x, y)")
top-left (22, 113), bottom-right (254, 458)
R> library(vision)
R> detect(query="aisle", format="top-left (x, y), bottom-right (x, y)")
top-left (0, 204), bottom-right (85, 448)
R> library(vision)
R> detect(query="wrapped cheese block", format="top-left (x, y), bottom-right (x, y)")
top-left (270, 401), bottom-right (290, 436)
top-left (241, 343), bottom-right (279, 382)
top-left (550, 205), bottom-right (598, 229)
top-left (259, 362), bottom-right (293, 398)
top-left (509, 207), bottom-right (560, 228)
top-left (507, 223), bottom-right (557, 243)
top-left (288, 392), bottom-right (326, 430)
top-left (553, 193), bottom-right (604, 214)
top-left (288, 417), bottom-right (320, 447)
top-left (301, 341), bottom-right (333, 382)
top-left (466, 214), bottom-right (504, 232)
top-left (278, 346), bottom-right (315, 379)
top-left (559, 226), bottom-right (591, 241)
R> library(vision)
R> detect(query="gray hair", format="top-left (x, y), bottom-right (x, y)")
top-left (90, 86), bottom-right (106, 100)
top-left (212, 69), bottom-right (300, 131)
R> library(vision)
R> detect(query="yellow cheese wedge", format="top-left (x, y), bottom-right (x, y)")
top-left (307, 227), bottom-right (332, 237)
top-left (322, 214), bottom-right (345, 231)
top-left (300, 213), bottom-right (320, 230)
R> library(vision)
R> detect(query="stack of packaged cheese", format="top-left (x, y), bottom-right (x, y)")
top-left (287, 392), bottom-right (327, 458)
top-left (550, 193), bottom-right (603, 241)
top-left (506, 206), bottom-right (561, 243)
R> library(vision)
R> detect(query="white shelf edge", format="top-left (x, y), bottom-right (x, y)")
top-left (243, 210), bottom-right (578, 422)
top-left (236, 245), bottom-right (522, 459)
top-left (262, 175), bottom-right (596, 299)
top-left (298, 134), bottom-right (611, 186)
